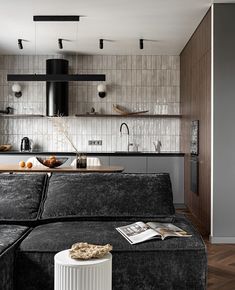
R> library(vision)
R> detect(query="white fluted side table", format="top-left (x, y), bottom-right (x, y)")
top-left (54, 249), bottom-right (112, 290)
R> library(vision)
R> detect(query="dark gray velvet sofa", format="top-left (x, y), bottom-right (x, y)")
top-left (0, 174), bottom-right (47, 290)
top-left (0, 173), bottom-right (207, 290)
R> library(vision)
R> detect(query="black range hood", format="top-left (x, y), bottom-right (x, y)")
top-left (46, 59), bottom-right (68, 117)
top-left (45, 59), bottom-right (105, 117)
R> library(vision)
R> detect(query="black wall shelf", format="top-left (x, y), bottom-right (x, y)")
top-left (0, 114), bottom-right (182, 119)
top-left (0, 114), bottom-right (44, 118)
top-left (75, 114), bottom-right (182, 118)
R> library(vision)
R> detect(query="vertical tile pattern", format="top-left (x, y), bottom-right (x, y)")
top-left (0, 55), bottom-right (180, 152)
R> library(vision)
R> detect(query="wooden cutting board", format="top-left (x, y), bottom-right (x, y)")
top-left (0, 144), bottom-right (12, 151)
top-left (113, 104), bottom-right (149, 115)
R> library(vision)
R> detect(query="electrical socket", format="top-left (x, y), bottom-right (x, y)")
top-left (88, 140), bottom-right (102, 146)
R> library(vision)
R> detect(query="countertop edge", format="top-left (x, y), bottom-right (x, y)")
top-left (0, 151), bottom-right (185, 157)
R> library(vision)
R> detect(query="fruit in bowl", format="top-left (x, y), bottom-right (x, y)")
top-left (36, 156), bottom-right (68, 168)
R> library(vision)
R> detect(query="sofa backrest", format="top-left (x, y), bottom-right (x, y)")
top-left (41, 173), bottom-right (175, 221)
top-left (0, 174), bottom-right (48, 224)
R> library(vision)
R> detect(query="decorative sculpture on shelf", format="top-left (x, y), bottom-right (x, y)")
top-left (113, 104), bottom-right (148, 115)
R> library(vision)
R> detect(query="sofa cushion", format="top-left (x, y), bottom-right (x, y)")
top-left (0, 225), bottom-right (29, 290)
top-left (0, 174), bottom-right (48, 223)
top-left (0, 225), bottom-right (29, 255)
top-left (41, 173), bottom-right (175, 221)
top-left (16, 217), bottom-right (206, 290)
top-left (18, 218), bottom-right (204, 252)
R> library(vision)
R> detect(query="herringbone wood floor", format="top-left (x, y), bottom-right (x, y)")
top-left (177, 209), bottom-right (235, 290)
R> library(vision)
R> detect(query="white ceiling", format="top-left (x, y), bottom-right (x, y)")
top-left (0, 0), bottom-right (233, 55)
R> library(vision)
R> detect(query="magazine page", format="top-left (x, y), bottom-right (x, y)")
top-left (147, 222), bottom-right (192, 240)
top-left (116, 221), bottom-right (160, 244)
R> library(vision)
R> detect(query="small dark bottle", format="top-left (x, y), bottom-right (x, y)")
top-left (76, 154), bottom-right (87, 168)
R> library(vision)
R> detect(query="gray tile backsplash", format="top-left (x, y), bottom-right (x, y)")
top-left (0, 54), bottom-right (180, 152)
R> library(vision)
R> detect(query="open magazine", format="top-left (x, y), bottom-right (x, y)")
top-left (116, 221), bottom-right (192, 245)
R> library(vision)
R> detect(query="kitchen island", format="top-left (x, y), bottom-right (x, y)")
top-left (0, 164), bottom-right (124, 173)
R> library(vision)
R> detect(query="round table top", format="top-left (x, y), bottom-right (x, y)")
top-left (54, 249), bottom-right (112, 266)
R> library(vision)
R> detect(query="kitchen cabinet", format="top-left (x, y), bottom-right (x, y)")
top-left (94, 156), bottom-right (109, 166)
top-left (0, 155), bottom-right (29, 164)
top-left (147, 157), bottom-right (184, 204)
top-left (109, 156), bottom-right (147, 173)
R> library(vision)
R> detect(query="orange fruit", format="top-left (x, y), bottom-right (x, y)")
top-left (26, 162), bottom-right (33, 168)
top-left (43, 160), bottom-right (50, 167)
top-left (19, 161), bottom-right (25, 168)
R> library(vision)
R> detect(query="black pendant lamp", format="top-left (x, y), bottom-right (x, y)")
top-left (7, 15), bottom-right (106, 83)
top-left (139, 39), bottom-right (144, 50)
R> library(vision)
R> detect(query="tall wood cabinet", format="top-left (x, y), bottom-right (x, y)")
top-left (180, 9), bottom-right (211, 234)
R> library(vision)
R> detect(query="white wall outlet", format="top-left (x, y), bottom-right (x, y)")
top-left (88, 140), bottom-right (102, 145)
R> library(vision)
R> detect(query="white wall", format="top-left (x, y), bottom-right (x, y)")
top-left (212, 4), bottom-right (235, 243)
top-left (0, 55), bottom-right (180, 152)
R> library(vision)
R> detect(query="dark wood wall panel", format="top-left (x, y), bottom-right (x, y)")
top-left (180, 10), bottom-right (211, 234)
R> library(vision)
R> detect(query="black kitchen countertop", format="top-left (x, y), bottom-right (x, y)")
top-left (0, 151), bottom-right (184, 157)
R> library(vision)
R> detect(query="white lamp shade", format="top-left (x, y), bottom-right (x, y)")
top-left (12, 83), bottom-right (21, 93)
top-left (97, 83), bottom-right (106, 92)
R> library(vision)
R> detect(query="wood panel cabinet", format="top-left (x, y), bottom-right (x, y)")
top-left (180, 9), bottom-right (211, 233)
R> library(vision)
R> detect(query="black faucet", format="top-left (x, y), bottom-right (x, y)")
top-left (120, 122), bottom-right (133, 152)
top-left (120, 122), bottom-right (130, 135)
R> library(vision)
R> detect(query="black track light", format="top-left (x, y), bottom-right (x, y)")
top-left (18, 39), bottom-right (23, 50)
top-left (139, 39), bottom-right (144, 50)
top-left (58, 38), bottom-right (63, 49)
top-left (99, 39), bottom-right (104, 49)
top-left (34, 15), bottom-right (80, 22)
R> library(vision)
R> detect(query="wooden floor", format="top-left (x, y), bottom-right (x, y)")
top-left (177, 209), bottom-right (235, 290)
